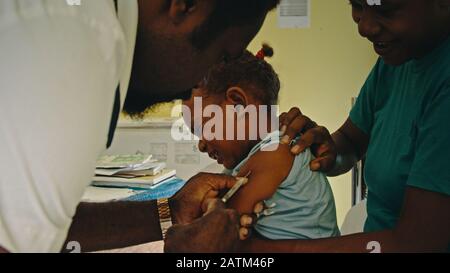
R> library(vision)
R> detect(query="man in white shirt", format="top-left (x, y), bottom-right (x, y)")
top-left (0, 0), bottom-right (278, 253)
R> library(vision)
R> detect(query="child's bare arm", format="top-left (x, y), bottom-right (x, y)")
top-left (227, 143), bottom-right (295, 214)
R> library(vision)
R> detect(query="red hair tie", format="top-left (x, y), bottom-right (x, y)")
top-left (256, 49), bottom-right (265, 60)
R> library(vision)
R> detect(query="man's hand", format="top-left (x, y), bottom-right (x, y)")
top-left (164, 199), bottom-right (241, 253)
top-left (169, 172), bottom-right (245, 225)
top-left (164, 173), bottom-right (261, 252)
top-left (279, 107), bottom-right (337, 172)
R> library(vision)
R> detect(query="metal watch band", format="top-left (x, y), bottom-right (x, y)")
top-left (157, 198), bottom-right (173, 240)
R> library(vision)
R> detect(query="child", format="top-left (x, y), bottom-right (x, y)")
top-left (183, 45), bottom-right (340, 240)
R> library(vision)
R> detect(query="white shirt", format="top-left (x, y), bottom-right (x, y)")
top-left (0, 0), bottom-right (138, 252)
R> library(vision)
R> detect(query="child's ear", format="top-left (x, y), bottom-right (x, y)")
top-left (168, 0), bottom-right (197, 24)
top-left (225, 87), bottom-right (249, 107)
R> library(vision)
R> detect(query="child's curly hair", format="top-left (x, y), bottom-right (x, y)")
top-left (200, 44), bottom-right (280, 105)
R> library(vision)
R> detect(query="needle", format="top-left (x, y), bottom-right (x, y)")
top-left (221, 171), bottom-right (252, 203)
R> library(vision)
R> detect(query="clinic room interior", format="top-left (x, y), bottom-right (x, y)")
top-left (107, 0), bottom-right (376, 252)
top-left (90, 0), bottom-right (375, 253)
top-left (124, 1), bottom-right (376, 229)
top-left (1, 0), bottom-right (449, 255)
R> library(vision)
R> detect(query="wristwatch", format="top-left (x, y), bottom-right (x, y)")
top-left (157, 198), bottom-right (173, 240)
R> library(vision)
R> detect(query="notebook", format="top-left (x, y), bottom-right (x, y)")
top-left (92, 169), bottom-right (176, 189)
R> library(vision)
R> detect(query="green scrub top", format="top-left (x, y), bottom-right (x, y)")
top-left (350, 36), bottom-right (450, 237)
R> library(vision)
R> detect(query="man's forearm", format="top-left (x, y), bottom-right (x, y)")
top-left (64, 201), bottom-right (163, 252)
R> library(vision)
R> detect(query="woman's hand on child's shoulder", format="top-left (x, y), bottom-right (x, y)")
top-left (279, 107), bottom-right (337, 172)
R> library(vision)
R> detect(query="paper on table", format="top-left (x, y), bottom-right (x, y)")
top-left (92, 169), bottom-right (177, 189)
top-left (95, 162), bottom-right (166, 176)
top-left (96, 154), bottom-right (154, 169)
top-left (82, 186), bottom-right (137, 203)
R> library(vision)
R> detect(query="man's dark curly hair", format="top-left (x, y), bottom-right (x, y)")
top-left (191, 0), bottom-right (280, 50)
top-left (200, 44), bottom-right (280, 105)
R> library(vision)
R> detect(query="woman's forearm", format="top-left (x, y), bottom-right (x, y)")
top-left (325, 118), bottom-right (370, 177)
top-left (326, 130), bottom-right (360, 177)
top-left (240, 230), bottom-right (441, 253)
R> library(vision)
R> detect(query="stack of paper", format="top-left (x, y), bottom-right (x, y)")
top-left (96, 154), bottom-right (155, 169)
top-left (82, 186), bottom-right (138, 203)
top-left (92, 154), bottom-right (176, 189)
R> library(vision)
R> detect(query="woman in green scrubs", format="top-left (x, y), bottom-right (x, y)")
top-left (243, 0), bottom-right (450, 252)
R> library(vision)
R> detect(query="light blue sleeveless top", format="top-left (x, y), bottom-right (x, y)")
top-left (231, 131), bottom-right (340, 239)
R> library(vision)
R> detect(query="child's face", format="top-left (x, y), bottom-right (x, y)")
top-left (350, 0), bottom-right (450, 65)
top-left (182, 88), bottom-right (259, 169)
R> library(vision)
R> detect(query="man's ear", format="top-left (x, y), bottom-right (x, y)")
top-left (225, 87), bottom-right (249, 107)
top-left (168, 0), bottom-right (197, 24)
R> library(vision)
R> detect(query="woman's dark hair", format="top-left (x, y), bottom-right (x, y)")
top-left (191, 0), bottom-right (280, 50)
top-left (201, 44), bottom-right (280, 105)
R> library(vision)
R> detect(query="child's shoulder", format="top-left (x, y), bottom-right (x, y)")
top-left (228, 141), bottom-right (296, 213)
top-left (236, 141), bottom-right (295, 182)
